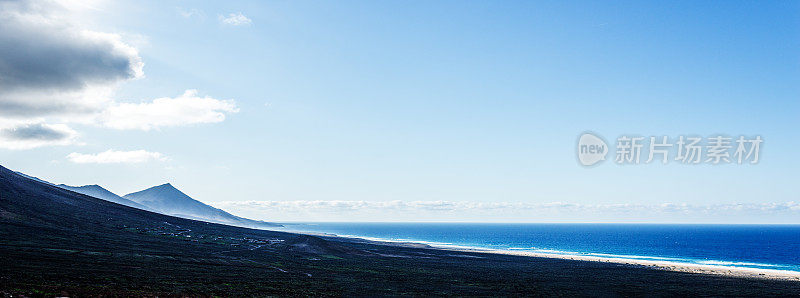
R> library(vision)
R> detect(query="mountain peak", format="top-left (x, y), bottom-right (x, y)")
top-left (150, 183), bottom-right (184, 194)
top-left (156, 182), bottom-right (176, 189)
top-left (124, 183), bottom-right (228, 218)
top-left (121, 183), bottom-right (279, 228)
top-left (125, 183), bottom-right (192, 205)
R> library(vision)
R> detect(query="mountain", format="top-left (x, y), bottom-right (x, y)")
top-left (57, 184), bottom-right (150, 210)
top-left (13, 170), bottom-right (149, 210)
top-left (123, 183), bottom-right (280, 229)
top-left (10, 169), bottom-right (278, 229)
top-left (0, 164), bottom-right (348, 295)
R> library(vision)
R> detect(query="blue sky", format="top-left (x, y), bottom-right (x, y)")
top-left (1, 0), bottom-right (798, 222)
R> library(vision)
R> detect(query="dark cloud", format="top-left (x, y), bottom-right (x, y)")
top-left (0, 23), bottom-right (139, 92)
top-left (1, 123), bottom-right (71, 141)
top-left (0, 0), bottom-right (143, 117)
top-left (0, 101), bottom-right (100, 117)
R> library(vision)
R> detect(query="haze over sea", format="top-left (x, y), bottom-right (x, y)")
top-left (278, 223), bottom-right (800, 272)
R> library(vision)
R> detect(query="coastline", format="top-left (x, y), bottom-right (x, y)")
top-left (300, 231), bottom-right (800, 282)
top-left (453, 246), bottom-right (800, 281)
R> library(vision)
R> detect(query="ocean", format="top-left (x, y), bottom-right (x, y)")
top-left (277, 223), bottom-right (800, 272)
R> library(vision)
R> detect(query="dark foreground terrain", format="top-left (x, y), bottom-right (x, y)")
top-left (1, 166), bottom-right (799, 297)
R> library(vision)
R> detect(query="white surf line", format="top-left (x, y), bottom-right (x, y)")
top-left (294, 231), bottom-right (800, 282)
top-left (441, 246), bottom-right (800, 281)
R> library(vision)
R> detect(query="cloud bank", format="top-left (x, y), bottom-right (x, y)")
top-left (212, 200), bottom-right (800, 223)
top-left (67, 149), bottom-right (167, 164)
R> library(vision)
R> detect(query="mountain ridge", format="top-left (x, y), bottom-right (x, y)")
top-left (10, 169), bottom-right (280, 229)
top-left (123, 182), bottom-right (281, 228)
top-left (57, 184), bottom-right (150, 210)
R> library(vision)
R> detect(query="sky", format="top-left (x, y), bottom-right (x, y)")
top-left (1, 0), bottom-right (798, 223)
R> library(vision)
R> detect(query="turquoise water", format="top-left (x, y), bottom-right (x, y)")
top-left (278, 223), bottom-right (800, 272)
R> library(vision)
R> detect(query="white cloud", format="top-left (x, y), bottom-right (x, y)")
top-left (178, 7), bottom-right (204, 19)
top-left (97, 89), bottom-right (239, 130)
top-left (66, 149), bottom-right (167, 164)
top-left (0, 1), bottom-right (240, 150)
top-left (0, 122), bottom-right (78, 150)
top-left (211, 200), bottom-right (800, 223)
top-left (219, 12), bottom-right (252, 26)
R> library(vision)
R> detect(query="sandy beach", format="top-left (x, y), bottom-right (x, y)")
top-left (319, 233), bottom-right (800, 282)
top-left (467, 247), bottom-right (800, 281)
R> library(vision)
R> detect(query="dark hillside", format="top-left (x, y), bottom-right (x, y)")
top-left (1, 165), bottom-right (799, 296)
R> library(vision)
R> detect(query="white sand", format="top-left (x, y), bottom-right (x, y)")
top-left (438, 245), bottom-right (800, 281)
top-left (313, 232), bottom-right (800, 282)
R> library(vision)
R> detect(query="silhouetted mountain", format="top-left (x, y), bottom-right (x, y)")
top-left (10, 169), bottom-right (279, 229)
top-left (0, 164), bottom-right (343, 295)
top-left (57, 184), bottom-right (150, 210)
top-left (0, 165), bottom-right (205, 234)
top-left (124, 183), bottom-right (280, 228)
